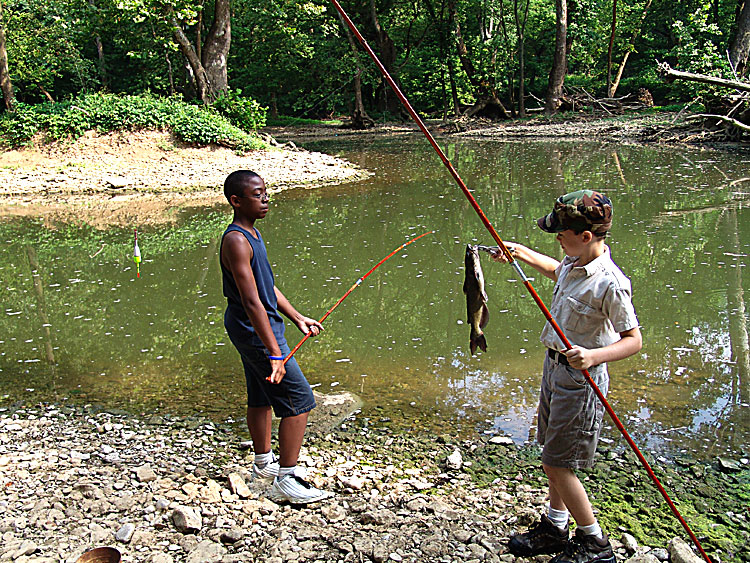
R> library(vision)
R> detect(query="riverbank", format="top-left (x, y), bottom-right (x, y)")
top-left (1, 401), bottom-right (745, 563)
top-left (264, 111), bottom-right (750, 149)
top-left (2, 112), bottom-right (747, 228)
top-left (0, 129), bottom-right (369, 228)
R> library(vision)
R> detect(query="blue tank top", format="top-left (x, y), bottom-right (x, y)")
top-left (220, 224), bottom-right (286, 348)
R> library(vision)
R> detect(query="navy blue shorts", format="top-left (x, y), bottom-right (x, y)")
top-left (227, 334), bottom-right (316, 418)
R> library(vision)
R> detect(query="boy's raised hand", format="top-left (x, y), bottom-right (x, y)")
top-left (490, 243), bottom-right (518, 264)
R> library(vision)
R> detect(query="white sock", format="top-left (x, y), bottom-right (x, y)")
top-left (278, 465), bottom-right (296, 480)
top-left (547, 506), bottom-right (570, 530)
top-left (577, 521), bottom-right (603, 539)
top-left (254, 451), bottom-right (273, 468)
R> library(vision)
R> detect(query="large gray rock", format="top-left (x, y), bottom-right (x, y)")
top-left (668, 537), bottom-right (704, 563)
top-left (186, 540), bottom-right (227, 563)
top-left (171, 506), bottom-right (202, 534)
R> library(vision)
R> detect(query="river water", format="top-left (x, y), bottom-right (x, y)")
top-left (1, 137), bottom-right (748, 460)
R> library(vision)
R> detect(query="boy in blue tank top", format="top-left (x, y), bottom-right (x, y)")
top-left (220, 170), bottom-right (330, 504)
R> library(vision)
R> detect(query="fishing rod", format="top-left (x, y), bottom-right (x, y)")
top-left (328, 2), bottom-right (712, 562)
top-left (283, 230), bottom-right (434, 364)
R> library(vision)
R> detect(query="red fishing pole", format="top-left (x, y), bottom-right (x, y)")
top-left (328, 2), bottom-right (712, 561)
top-left (283, 230), bottom-right (433, 364)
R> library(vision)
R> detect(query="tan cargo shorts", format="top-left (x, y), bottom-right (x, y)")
top-left (537, 352), bottom-right (609, 469)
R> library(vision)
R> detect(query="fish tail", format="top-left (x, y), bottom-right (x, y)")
top-left (470, 330), bottom-right (487, 355)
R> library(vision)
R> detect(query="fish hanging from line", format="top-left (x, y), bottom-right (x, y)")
top-left (463, 244), bottom-right (489, 355)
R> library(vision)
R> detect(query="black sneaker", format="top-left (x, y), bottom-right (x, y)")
top-left (549, 528), bottom-right (615, 563)
top-left (508, 514), bottom-right (569, 556)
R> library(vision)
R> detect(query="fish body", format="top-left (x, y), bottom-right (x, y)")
top-left (463, 244), bottom-right (489, 354)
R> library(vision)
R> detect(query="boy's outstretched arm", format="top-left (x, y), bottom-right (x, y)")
top-left (565, 326), bottom-right (643, 370)
top-left (274, 287), bottom-right (323, 337)
top-left (222, 231), bottom-right (286, 383)
top-left (491, 243), bottom-right (560, 281)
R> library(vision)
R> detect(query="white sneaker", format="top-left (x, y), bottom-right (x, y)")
top-left (252, 456), bottom-right (280, 481)
top-left (268, 474), bottom-right (332, 504)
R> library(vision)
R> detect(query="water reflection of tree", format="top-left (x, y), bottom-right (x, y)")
top-left (25, 245), bottom-right (55, 364)
top-left (722, 207), bottom-right (749, 451)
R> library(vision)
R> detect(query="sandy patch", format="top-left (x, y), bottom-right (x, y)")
top-left (0, 129), bottom-right (369, 227)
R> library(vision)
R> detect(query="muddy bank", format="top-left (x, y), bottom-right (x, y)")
top-left (265, 113), bottom-right (750, 150)
top-left (0, 399), bottom-right (745, 563)
top-left (0, 130), bottom-right (369, 228)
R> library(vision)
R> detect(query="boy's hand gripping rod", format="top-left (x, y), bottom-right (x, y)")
top-left (329, 2), bottom-right (711, 561)
top-left (283, 231), bottom-right (433, 364)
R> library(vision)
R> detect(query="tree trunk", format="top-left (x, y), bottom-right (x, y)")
top-left (546, 0), bottom-right (568, 114)
top-left (89, 0), bottom-right (108, 89)
top-left (606, 0), bottom-right (617, 97)
top-left (657, 61), bottom-right (750, 92)
top-left (609, 0), bottom-right (652, 97)
top-left (0, 0), bottom-right (15, 112)
top-left (165, 51), bottom-right (175, 95)
top-left (453, 8), bottom-right (479, 89)
top-left (451, 3), bottom-right (509, 119)
top-left (202, 0), bottom-right (230, 99)
top-left (171, 14), bottom-right (210, 102)
top-left (196, 0), bottom-right (204, 64)
top-left (337, 9), bottom-right (373, 128)
top-left (424, 0), bottom-right (459, 119)
top-left (370, 0), bottom-right (401, 115)
top-left (169, 0), bottom-right (230, 104)
top-left (729, 0), bottom-right (750, 76)
top-left (447, 56), bottom-right (460, 116)
top-left (514, 0), bottom-right (531, 117)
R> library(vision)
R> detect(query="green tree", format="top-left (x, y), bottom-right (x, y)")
top-left (546, 0), bottom-right (567, 113)
top-left (729, 0), bottom-right (750, 76)
top-left (0, 0), bottom-right (14, 111)
top-left (3, 0), bottom-right (98, 102)
top-left (230, 1), bottom-right (351, 118)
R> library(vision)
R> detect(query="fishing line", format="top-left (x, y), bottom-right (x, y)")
top-left (328, 2), bottom-right (712, 561)
top-left (282, 231), bottom-right (434, 364)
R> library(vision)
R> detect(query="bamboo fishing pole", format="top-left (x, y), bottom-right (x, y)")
top-left (328, 2), bottom-right (712, 561)
top-left (283, 230), bottom-right (434, 364)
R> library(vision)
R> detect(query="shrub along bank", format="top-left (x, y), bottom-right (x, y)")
top-left (0, 92), bottom-right (267, 151)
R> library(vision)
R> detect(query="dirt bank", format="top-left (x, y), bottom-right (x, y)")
top-left (263, 112), bottom-right (742, 146)
top-left (0, 130), bottom-right (369, 228)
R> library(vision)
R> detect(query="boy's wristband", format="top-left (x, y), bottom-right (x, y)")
top-left (268, 355), bottom-right (285, 361)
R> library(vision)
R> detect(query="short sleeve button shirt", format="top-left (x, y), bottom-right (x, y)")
top-left (540, 246), bottom-right (639, 352)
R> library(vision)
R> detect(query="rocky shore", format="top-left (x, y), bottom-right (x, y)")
top-left (1, 119), bottom-right (747, 563)
top-left (2, 398), bottom-right (744, 563)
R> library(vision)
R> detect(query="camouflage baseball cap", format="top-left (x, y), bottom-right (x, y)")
top-left (537, 190), bottom-right (613, 235)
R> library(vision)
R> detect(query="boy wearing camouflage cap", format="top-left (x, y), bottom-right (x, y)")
top-left (493, 190), bottom-right (642, 563)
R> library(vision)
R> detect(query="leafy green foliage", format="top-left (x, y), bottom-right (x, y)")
top-left (212, 89), bottom-right (268, 130)
top-left (1, 0), bottom-right (747, 124)
top-left (670, 5), bottom-right (732, 100)
top-left (3, 0), bottom-right (99, 100)
top-left (0, 93), bottom-right (266, 151)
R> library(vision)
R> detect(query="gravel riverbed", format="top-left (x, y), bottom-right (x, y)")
top-left (1, 397), bottom-right (740, 563)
